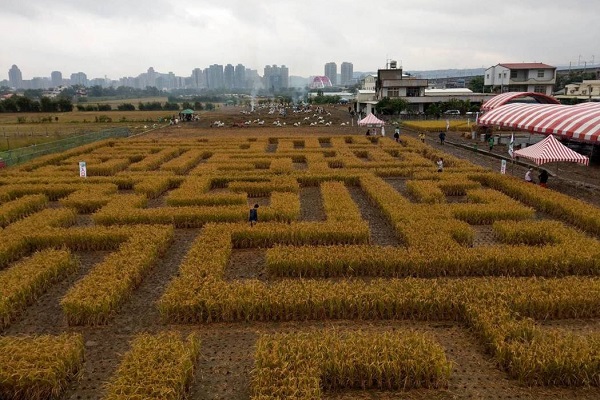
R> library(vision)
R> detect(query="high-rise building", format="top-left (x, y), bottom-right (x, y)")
top-left (191, 68), bottom-right (205, 88)
top-left (70, 72), bottom-right (88, 86)
top-left (206, 64), bottom-right (224, 89)
top-left (263, 65), bottom-right (289, 92)
top-left (8, 65), bottom-right (23, 89)
top-left (324, 62), bottom-right (337, 86)
top-left (340, 62), bottom-right (353, 86)
top-left (51, 71), bottom-right (63, 87)
top-left (224, 64), bottom-right (235, 90)
top-left (234, 64), bottom-right (246, 88)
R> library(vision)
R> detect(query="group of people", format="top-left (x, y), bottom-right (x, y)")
top-left (525, 167), bottom-right (549, 187)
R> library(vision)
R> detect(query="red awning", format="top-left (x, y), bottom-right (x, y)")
top-left (478, 103), bottom-right (600, 144)
top-left (481, 92), bottom-right (560, 111)
top-left (514, 134), bottom-right (589, 166)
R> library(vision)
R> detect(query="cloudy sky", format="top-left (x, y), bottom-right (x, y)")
top-left (3, 0), bottom-right (599, 80)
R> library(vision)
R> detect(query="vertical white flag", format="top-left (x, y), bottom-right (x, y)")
top-left (508, 133), bottom-right (514, 158)
top-left (446, 119), bottom-right (450, 131)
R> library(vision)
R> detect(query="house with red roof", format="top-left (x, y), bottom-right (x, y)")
top-left (484, 63), bottom-right (556, 95)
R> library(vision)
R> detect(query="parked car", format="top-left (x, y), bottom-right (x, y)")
top-left (444, 109), bottom-right (461, 115)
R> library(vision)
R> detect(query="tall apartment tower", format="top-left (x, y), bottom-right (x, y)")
top-left (206, 64), bottom-right (224, 89)
top-left (223, 64), bottom-right (235, 90)
top-left (340, 62), bottom-right (353, 86)
top-left (70, 72), bottom-right (88, 87)
top-left (234, 64), bottom-right (246, 88)
top-left (279, 65), bottom-right (289, 89)
top-left (8, 65), bottom-right (23, 89)
top-left (51, 71), bottom-right (63, 87)
top-left (191, 68), bottom-right (205, 88)
top-left (324, 62), bottom-right (337, 86)
top-left (263, 65), bottom-right (288, 92)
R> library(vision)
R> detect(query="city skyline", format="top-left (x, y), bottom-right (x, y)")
top-left (2, 0), bottom-right (598, 81)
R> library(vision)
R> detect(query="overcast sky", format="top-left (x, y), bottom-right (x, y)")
top-left (3, 0), bottom-right (599, 80)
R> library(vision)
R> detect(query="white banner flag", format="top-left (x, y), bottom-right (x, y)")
top-left (445, 119), bottom-right (450, 131)
top-left (79, 161), bottom-right (87, 178)
top-left (508, 133), bottom-right (515, 158)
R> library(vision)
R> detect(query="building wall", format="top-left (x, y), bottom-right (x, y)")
top-left (324, 62), bottom-right (337, 86)
top-left (340, 62), bottom-right (353, 86)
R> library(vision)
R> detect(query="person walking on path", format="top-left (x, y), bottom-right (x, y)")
top-left (365, 129), bottom-right (371, 136)
top-left (525, 168), bottom-right (534, 183)
top-left (249, 204), bottom-right (259, 226)
top-left (437, 157), bottom-right (444, 172)
top-left (419, 132), bottom-right (425, 143)
top-left (438, 131), bottom-right (446, 145)
top-left (393, 127), bottom-right (400, 142)
top-left (488, 136), bottom-right (495, 152)
top-left (539, 169), bottom-right (549, 188)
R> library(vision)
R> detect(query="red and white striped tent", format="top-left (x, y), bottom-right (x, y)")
top-left (478, 102), bottom-right (600, 144)
top-left (481, 92), bottom-right (559, 111)
top-left (358, 113), bottom-right (385, 126)
top-left (514, 134), bottom-right (589, 166)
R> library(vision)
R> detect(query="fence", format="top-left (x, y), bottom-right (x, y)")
top-left (0, 127), bottom-right (130, 168)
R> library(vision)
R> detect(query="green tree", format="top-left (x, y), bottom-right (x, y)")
top-left (375, 97), bottom-right (409, 116)
top-left (40, 97), bottom-right (57, 112)
top-left (57, 98), bottom-right (73, 112)
top-left (468, 76), bottom-right (484, 93)
top-left (117, 103), bottom-right (135, 111)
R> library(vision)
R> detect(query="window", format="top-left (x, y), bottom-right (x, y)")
top-left (406, 87), bottom-right (420, 97)
top-left (510, 70), bottom-right (518, 79)
top-left (537, 70), bottom-right (545, 78)
top-left (388, 88), bottom-right (399, 97)
top-left (534, 85), bottom-right (546, 94)
top-left (486, 74), bottom-right (489, 79)
top-left (498, 73), bottom-right (502, 79)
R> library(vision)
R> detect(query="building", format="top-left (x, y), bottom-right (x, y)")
top-left (375, 62), bottom-right (429, 112)
top-left (324, 62), bottom-right (337, 86)
top-left (309, 76), bottom-right (332, 89)
top-left (206, 64), bottom-right (224, 89)
top-left (51, 71), bottom-right (63, 88)
top-left (360, 74), bottom-right (376, 91)
top-left (70, 72), bottom-right (88, 87)
top-left (263, 65), bottom-right (289, 92)
top-left (191, 68), bottom-right (205, 89)
top-left (484, 63), bottom-right (556, 95)
top-left (223, 64), bottom-right (235, 90)
top-left (234, 64), bottom-right (246, 89)
top-left (340, 62), bottom-right (353, 86)
top-left (354, 62), bottom-right (493, 115)
top-left (8, 65), bottom-right (22, 89)
top-left (560, 80), bottom-right (600, 101)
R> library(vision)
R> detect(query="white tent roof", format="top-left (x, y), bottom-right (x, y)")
top-left (514, 134), bottom-right (589, 166)
top-left (358, 113), bottom-right (385, 126)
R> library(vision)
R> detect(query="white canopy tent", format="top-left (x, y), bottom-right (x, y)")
top-left (358, 113), bottom-right (385, 126)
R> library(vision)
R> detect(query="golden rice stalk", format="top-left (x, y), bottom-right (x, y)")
top-left (0, 333), bottom-right (84, 400)
top-left (0, 248), bottom-right (78, 329)
top-left (0, 194), bottom-right (48, 228)
top-left (105, 332), bottom-right (201, 400)
top-left (60, 225), bottom-right (173, 325)
top-left (129, 147), bottom-right (183, 171)
top-left (59, 184), bottom-right (117, 213)
top-left (252, 329), bottom-right (452, 398)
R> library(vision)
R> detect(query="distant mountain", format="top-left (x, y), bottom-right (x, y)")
top-left (289, 75), bottom-right (309, 88)
top-left (405, 68), bottom-right (486, 79)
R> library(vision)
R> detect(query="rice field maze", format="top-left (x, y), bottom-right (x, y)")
top-left (1, 128), bottom-right (600, 400)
